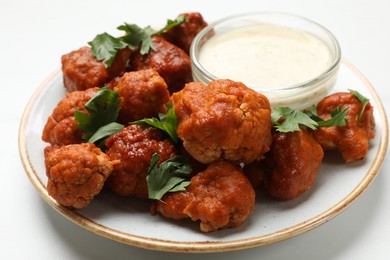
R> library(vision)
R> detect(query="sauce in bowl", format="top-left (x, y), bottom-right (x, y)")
top-left (191, 12), bottom-right (341, 110)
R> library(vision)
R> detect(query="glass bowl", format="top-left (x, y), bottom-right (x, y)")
top-left (190, 12), bottom-right (341, 110)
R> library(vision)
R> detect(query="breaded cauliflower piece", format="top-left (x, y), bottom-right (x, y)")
top-left (44, 143), bottom-right (113, 209)
top-left (61, 46), bottom-right (131, 92)
top-left (162, 12), bottom-right (208, 54)
top-left (110, 69), bottom-right (171, 123)
top-left (244, 130), bottom-right (324, 200)
top-left (42, 88), bottom-right (98, 146)
top-left (172, 79), bottom-right (272, 164)
top-left (130, 36), bottom-right (192, 93)
top-left (313, 92), bottom-right (375, 162)
top-left (105, 125), bottom-right (176, 199)
top-left (151, 160), bottom-right (255, 232)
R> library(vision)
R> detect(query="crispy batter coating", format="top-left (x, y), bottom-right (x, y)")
top-left (313, 92), bottom-right (375, 162)
top-left (172, 79), bottom-right (272, 164)
top-left (162, 12), bottom-right (208, 54)
top-left (130, 36), bottom-right (192, 93)
top-left (42, 88), bottom-right (98, 145)
top-left (152, 160), bottom-right (255, 232)
top-left (244, 130), bottom-right (323, 200)
top-left (44, 143), bottom-right (113, 209)
top-left (111, 69), bottom-right (171, 123)
top-left (105, 125), bottom-right (176, 199)
top-left (62, 46), bottom-right (131, 92)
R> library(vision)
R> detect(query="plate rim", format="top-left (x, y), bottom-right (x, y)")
top-left (18, 59), bottom-right (389, 253)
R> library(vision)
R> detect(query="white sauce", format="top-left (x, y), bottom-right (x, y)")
top-left (199, 24), bottom-right (332, 91)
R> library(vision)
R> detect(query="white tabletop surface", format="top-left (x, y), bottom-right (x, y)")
top-left (2, 0), bottom-right (389, 259)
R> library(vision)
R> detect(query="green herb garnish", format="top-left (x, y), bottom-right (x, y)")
top-left (117, 24), bottom-right (156, 55)
top-left (88, 16), bottom-right (186, 67)
top-left (271, 105), bottom-right (349, 133)
top-left (74, 88), bottom-right (123, 144)
top-left (307, 105), bottom-right (349, 127)
top-left (88, 122), bottom-right (124, 144)
top-left (88, 33), bottom-right (128, 68)
top-left (147, 153), bottom-right (192, 201)
top-left (349, 89), bottom-right (370, 119)
top-left (131, 104), bottom-right (179, 143)
top-left (272, 107), bottom-right (318, 132)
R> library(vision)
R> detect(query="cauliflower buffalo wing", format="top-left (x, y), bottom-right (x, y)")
top-left (110, 69), bottom-right (171, 123)
top-left (105, 125), bottom-right (176, 199)
top-left (42, 87), bottom-right (98, 145)
top-left (172, 79), bottom-right (272, 164)
top-left (44, 143), bottom-right (113, 209)
top-left (244, 130), bottom-right (324, 200)
top-left (162, 12), bottom-right (208, 54)
top-left (61, 46), bottom-right (131, 92)
top-left (130, 36), bottom-right (192, 93)
top-left (151, 160), bottom-right (255, 232)
top-left (313, 92), bottom-right (375, 162)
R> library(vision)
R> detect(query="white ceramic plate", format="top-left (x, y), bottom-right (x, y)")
top-left (19, 59), bottom-right (388, 253)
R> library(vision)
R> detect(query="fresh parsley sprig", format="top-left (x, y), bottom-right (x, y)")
top-left (74, 88), bottom-right (124, 146)
top-left (271, 105), bottom-right (349, 133)
top-left (147, 153), bottom-right (192, 201)
top-left (88, 33), bottom-right (128, 68)
top-left (271, 107), bottom-right (318, 132)
top-left (88, 16), bottom-right (186, 67)
top-left (131, 104), bottom-right (180, 143)
top-left (306, 105), bottom-right (349, 127)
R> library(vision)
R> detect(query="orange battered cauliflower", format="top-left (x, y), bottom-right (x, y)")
top-left (42, 88), bottom-right (98, 146)
top-left (110, 69), bottom-right (171, 123)
top-left (152, 160), bottom-right (255, 232)
top-left (61, 46), bottom-right (131, 92)
top-left (130, 36), bottom-right (192, 93)
top-left (245, 130), bottom-right (324, 200)
top-left (105, 125), bottom-right (177, 199)
top-left (172, 79), bottom-right (272, 164)
top-left (313, 92), bottom-right (375, 162)
top-left (162, 12), bottom-right (208, 54)
top-left (44, 143), bottom-right (113, 209)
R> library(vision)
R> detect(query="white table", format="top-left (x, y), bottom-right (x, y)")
top-left (2, 0), bottom-right (389, 259)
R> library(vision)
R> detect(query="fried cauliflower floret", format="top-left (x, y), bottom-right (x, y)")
top-left (172, 79), bottom-right (272, 164)
top-left (110, 69), bottom-right (171, 123)
top-left (244, 130), bottom-right (323, 200)
top-left (105, 125), bottom-right (176, 199)
top-left (152, 160), bottom-right (255, 232)
top-left (162, 12), bottom-right (208, 54)
top-left (313, 92), bottom-right (375, 163)
top-left (130, 36), bottom-right (192, 93)
top-left (61, 46), bottom-right (132, 92)
top-left (42, 88), bottom-right (98, 145)
top-left (44, 143), bottom-right (113, 209)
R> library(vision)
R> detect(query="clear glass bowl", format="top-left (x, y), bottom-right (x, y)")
top-left (190, 12), bottom-right (341, 110)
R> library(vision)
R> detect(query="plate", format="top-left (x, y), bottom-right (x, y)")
top-left (18, 59), bottom-right (388, 253)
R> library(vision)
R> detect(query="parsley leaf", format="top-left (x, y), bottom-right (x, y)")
top-left (88, 33), bottom-right (128, 67)
top-left (307, 105), bottom-right (349, 127)
top-left (272, 107), bottom-right (318, 132)
top-left (154, 15), bottom-right (186, 35)
top-left (117, 24), bottom-right (156, 54)
top-left (272, 104), bottom-right (349, 133)
top-left (89, 16), bottom-right (186, 67)
top-left (131, 104), bottom-right (180, 143)
top-left (349, 89), bottom-right (370, 119)
top-left (147, 153), bottom-right (192, 201)
top-left (88, 122), bottom-right (124, 144)
top-left (74, 88), bottom-right (123, 144)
